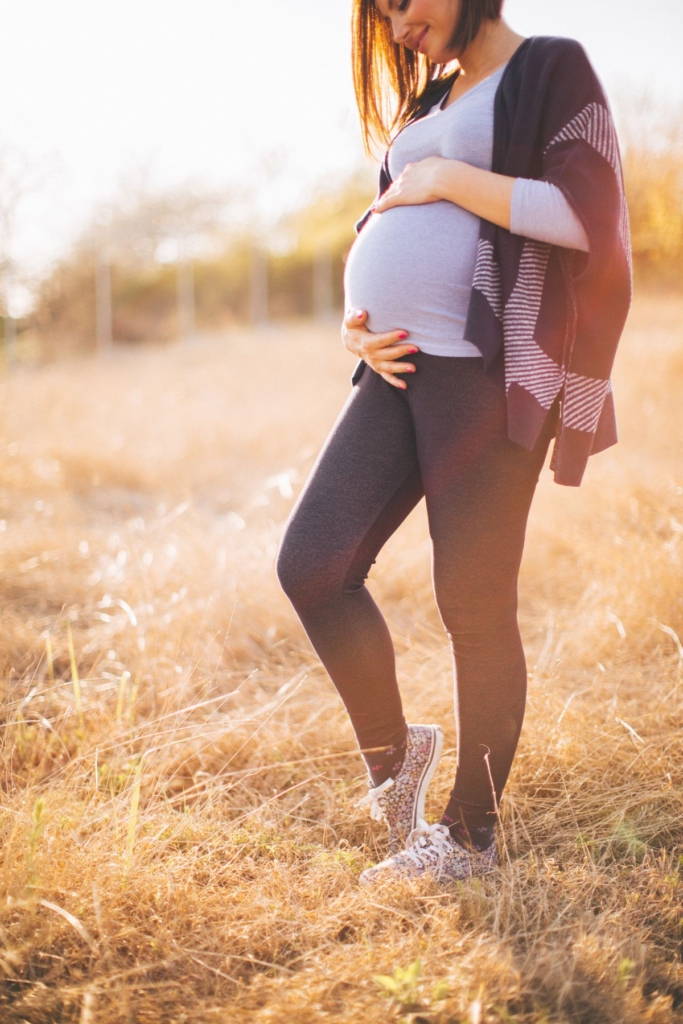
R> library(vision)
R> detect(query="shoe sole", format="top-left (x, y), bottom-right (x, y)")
top-left (360, 850), bottom-right (498, 887)
top-left (410, 724), bottom-right (444, 833)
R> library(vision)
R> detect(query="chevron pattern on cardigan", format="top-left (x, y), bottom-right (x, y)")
top-left (471, 240), bottom-right (503, 321)
top-left (502, 240), bottom-right (565, 411)
top-left (475, 234), bottom-right (615, 435)
top-left (563, 374), bottom-right (613, 434)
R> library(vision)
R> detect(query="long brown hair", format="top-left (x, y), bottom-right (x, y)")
top-left (352, 0), bottom-right (504, 155)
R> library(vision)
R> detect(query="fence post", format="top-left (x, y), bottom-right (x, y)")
top-left (2, 262), bottom-right (16, 363)
top-left (313, 247), bottom-right (334, 321)
top-left (249, 243), bottom-right (268, 327)
top-left (177, 258), bottom-right (196, 344)
top-left (95, 251), bottom-right (113, 354)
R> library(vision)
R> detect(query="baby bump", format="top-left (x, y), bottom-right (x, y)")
top-left (344, 202), bottom-right (482, 347)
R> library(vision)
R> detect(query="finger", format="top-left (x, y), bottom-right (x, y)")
top-left (372, 186), bottom-right (401, 213)
top-left (343, 308), bottom-right (368, 329)
top-left (372, 195), bottom-right (393, 214)
top-left (366, 329), bottom-right (412, 350)
top-left (380, 371), bottom-right (408, 390)
top-left (375, 343), bottom-right (420, 360)
top-left (378, 362), bottom-right (416, 375)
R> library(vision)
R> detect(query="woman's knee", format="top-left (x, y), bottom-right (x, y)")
top-left (276, 538), bottom-right (308, 607)
top-left (434, 575), bottom-right (519, 641)
top-left (276, 534), bottom-right (341, 612)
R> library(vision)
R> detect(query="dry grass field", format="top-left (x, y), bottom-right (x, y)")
top-left (1, 292), bottom-right (683, 1023)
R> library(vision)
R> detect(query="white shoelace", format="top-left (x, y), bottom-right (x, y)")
top-left (402, 821), bottom-right (453, 870)
top-left (357, 777), bottom-right (394, 822)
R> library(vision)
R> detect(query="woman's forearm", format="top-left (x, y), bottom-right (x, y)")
top-left (372, 157), bottom-right (589, 251)
top-left (432, 158), bottom-right (515, 230)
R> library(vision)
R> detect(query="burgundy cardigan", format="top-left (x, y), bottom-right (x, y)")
top-left (352, 36), bottom-right (633, 486)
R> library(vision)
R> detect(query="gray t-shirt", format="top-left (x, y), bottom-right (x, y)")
top-left (344, 63), bottom-right (588, 358)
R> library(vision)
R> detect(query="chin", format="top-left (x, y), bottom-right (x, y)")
top-left (424, 40), bottom-right (457, 64)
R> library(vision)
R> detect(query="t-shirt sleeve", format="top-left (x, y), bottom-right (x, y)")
top-left (510, 177), bottom-right (590, 252)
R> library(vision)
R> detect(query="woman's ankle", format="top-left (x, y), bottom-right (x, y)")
top-left (440, 802), bottom-right (496, 852)
top-left (362, 733), bottom-right (408, 786)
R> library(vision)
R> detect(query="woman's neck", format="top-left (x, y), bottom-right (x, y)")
top-left (457, 19), bottom-right (526, 84)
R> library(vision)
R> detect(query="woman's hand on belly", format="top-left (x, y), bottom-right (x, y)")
top-left (373, 157), bottom-right (515, 231)
top-left (372, 158), bottom-right (444, 215)
top-left (342, 309), bottom-right (419, 391)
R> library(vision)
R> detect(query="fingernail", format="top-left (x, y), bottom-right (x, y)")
top-left (398, 332), bottom-right (408, 340)
top-left (409, 347), bottom-right (419, 354)
top-left (355, 310), bottom-right (365, 318)
top-left (407, 367), bottom-right (416, 373)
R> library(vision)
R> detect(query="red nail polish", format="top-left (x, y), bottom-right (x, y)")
top-left (398, 332), bottom-right (408, 340)
top-left (409, 348), bottom-right (419, 354)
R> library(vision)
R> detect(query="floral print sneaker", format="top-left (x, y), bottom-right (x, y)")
top-left (359, 821), bottom-right (498, 886)
top-left (357, 724), bottom-right (444, 855)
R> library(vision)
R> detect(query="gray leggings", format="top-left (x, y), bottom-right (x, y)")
top-left (277, 354), bottom-right (555, 826)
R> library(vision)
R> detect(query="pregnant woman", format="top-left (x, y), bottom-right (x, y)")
top-left (277, 0), bottom-right (632, 885)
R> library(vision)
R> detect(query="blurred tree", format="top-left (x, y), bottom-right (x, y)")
top-left (620, 94), bottom-right (683, 287)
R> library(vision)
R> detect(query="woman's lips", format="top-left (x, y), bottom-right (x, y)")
top-left (415, 27), bottom-right (429, 53)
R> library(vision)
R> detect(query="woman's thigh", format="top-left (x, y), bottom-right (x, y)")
top-left (277, 368), bottom-right (425, 608)
top-left (406, 355), bottom-right (553, 626)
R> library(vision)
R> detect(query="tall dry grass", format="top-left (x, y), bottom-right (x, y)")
top-left (1, 294), bottom-right (682, 1023)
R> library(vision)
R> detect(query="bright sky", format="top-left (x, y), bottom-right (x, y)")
top-left (3, 0), bottom-right (682, 283)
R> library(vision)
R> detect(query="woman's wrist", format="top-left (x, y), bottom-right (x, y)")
top-left (430, 157), bottom-right (465, 204)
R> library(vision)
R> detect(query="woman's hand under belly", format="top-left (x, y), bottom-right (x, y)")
top-left (341, 309), bottom-right (419, 391)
